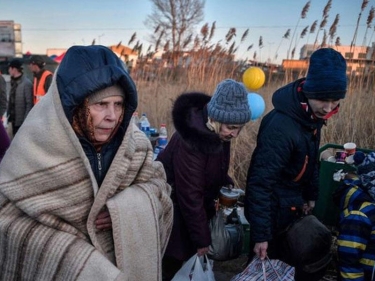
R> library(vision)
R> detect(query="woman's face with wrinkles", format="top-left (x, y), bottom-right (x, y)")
top-left (88, 96), bottom-right (124, 141)
top-left (219, 124), bottom-right (245, 141)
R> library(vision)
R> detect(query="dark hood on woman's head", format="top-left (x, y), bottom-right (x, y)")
top-left (56, 45), bottom-right (137, 128)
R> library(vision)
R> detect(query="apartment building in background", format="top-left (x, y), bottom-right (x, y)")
top-left (283, 43), bottom-right (375, 75)
top-left (0, 20), bottom-right (22, 61)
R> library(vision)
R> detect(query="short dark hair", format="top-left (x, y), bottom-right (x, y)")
top-left (8, 59), bottom-right (23, 70)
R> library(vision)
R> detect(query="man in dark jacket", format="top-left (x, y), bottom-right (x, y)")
top-left (7, 59), bottom-right (33, 136)
top-left (244, 48), bottom-right (348, 281)
top-left (157, 79), bottom-right (251, 280)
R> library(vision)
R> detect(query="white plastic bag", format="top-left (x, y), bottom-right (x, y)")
top-left (171, 254), bottom-right (216, 281)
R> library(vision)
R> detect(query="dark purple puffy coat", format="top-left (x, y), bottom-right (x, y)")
top-left (156, 92), bottom-right (233, 261)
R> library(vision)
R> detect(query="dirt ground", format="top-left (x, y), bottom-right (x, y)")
top-left (213, 254), bottom-right (248, 281)
top-left (212, 254), bottom-right (338, 281)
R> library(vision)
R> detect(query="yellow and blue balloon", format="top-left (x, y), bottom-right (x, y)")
top-left (242, 66), bottom-right (266, 120)
top-left (242, 67), bottom-right (265, 91)
top-left (247, 93), bottom-right (265, 120)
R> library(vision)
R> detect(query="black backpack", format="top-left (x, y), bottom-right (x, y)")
top-left (280, 215), bottom-right (332, 273)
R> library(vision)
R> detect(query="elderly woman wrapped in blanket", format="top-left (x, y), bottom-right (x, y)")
top-left (0, 45), bottom-right (173, 281)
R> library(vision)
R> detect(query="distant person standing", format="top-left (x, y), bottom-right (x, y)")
top-left (7, 59), bottom-right (33, 136)
top-left (28, 55), bottom-right (53, 104)
top-left (0, 72), bottom-right (7, 119)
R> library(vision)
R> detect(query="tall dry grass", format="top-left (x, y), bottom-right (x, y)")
top-left (128, 0), bottom-right (375, 189)
top-left (132, 62), bottom-right (375, 190)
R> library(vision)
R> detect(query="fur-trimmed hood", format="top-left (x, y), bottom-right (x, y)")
top-left (172, 92), bottom-right (223, 154)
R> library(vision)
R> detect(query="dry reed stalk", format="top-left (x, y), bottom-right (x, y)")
top-left (287, 1), bottom-right (310, 59)
top-left (335, 37), bottom-right (341, 47)
top-left (305, 20), bottom-right (317, 47)
top-left (200, 23), bottom-right (209, 41)
top-left (274, 29), bottom-right (290, 60)
top-left (328, 14), bottom-right (340, 46)
top-left (225, 28), bottom-right (236, 43)
top-left (321, 30), bottom-right (327, 48)
top-left (314, 15), bottom-right (328, 48)
top-left (351, 0), bottom-right (369, 53)
top-left (209, 21), bottom-right (216, 42)
top-left (182, 34), bottom-right (192, 49)
top-left (128, 32), bottom-right (137, 45)
top-left (241, 29), bottom-right (249, 42)
top-left (313, 0), bottom-right (331, 49)
top-left (293, 25), bottom-right (309, 54)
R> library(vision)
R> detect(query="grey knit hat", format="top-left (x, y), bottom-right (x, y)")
top-left (207, 79), bottom-right (251, 124)
top-left (88, 84), bottom-right (125, 105)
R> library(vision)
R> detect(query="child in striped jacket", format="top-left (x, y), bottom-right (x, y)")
top-left (334, 151), bottom-right (375, 281)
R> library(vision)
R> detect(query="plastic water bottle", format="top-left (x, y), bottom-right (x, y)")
top-left (158, 123), bottom-right (168, 148)
top-left (140, 113), bottom-right (150, 138)
top-left (153, 146), bottom-right (161, 161)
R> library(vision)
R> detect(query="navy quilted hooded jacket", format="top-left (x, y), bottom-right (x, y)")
top-left (245, 78), bottom-right (326, 243)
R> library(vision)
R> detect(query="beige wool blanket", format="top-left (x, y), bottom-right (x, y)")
top-left (0, 81), bottom-right (173, 280)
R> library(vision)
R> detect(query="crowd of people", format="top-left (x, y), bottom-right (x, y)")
top-left (0, 46), bottom-right (373, 281)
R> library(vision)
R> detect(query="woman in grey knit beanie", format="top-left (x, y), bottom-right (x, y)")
top-left (206, 79), bottom-right (251, 141)
top-left (156, 78), bottom-right (251, 280)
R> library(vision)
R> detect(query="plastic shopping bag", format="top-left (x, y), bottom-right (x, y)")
top-left (230, 256), bottom-right (294, 281)
top-left (208, 208), bottom-right (243, 261)
top-left (171, 254), bottom-right (215, 281)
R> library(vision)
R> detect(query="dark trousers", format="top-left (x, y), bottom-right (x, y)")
top-left (162, 255), bottom-right (184, 281)
top-left (12, 124), bottom-right (20, 136)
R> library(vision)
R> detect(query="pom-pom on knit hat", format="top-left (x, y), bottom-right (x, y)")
top-left (88, 84), bottom-right (125, 105)
top-left (354, 151), bottom-right (375, 200)
top-left (356, 151), bottom-right (375, 176)
top-left (303, 48), bottom-right (347, 100)
top-left (353, 151), bottom-right (366, 166)
top-left (207, 79), bottom-right (251, 124)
